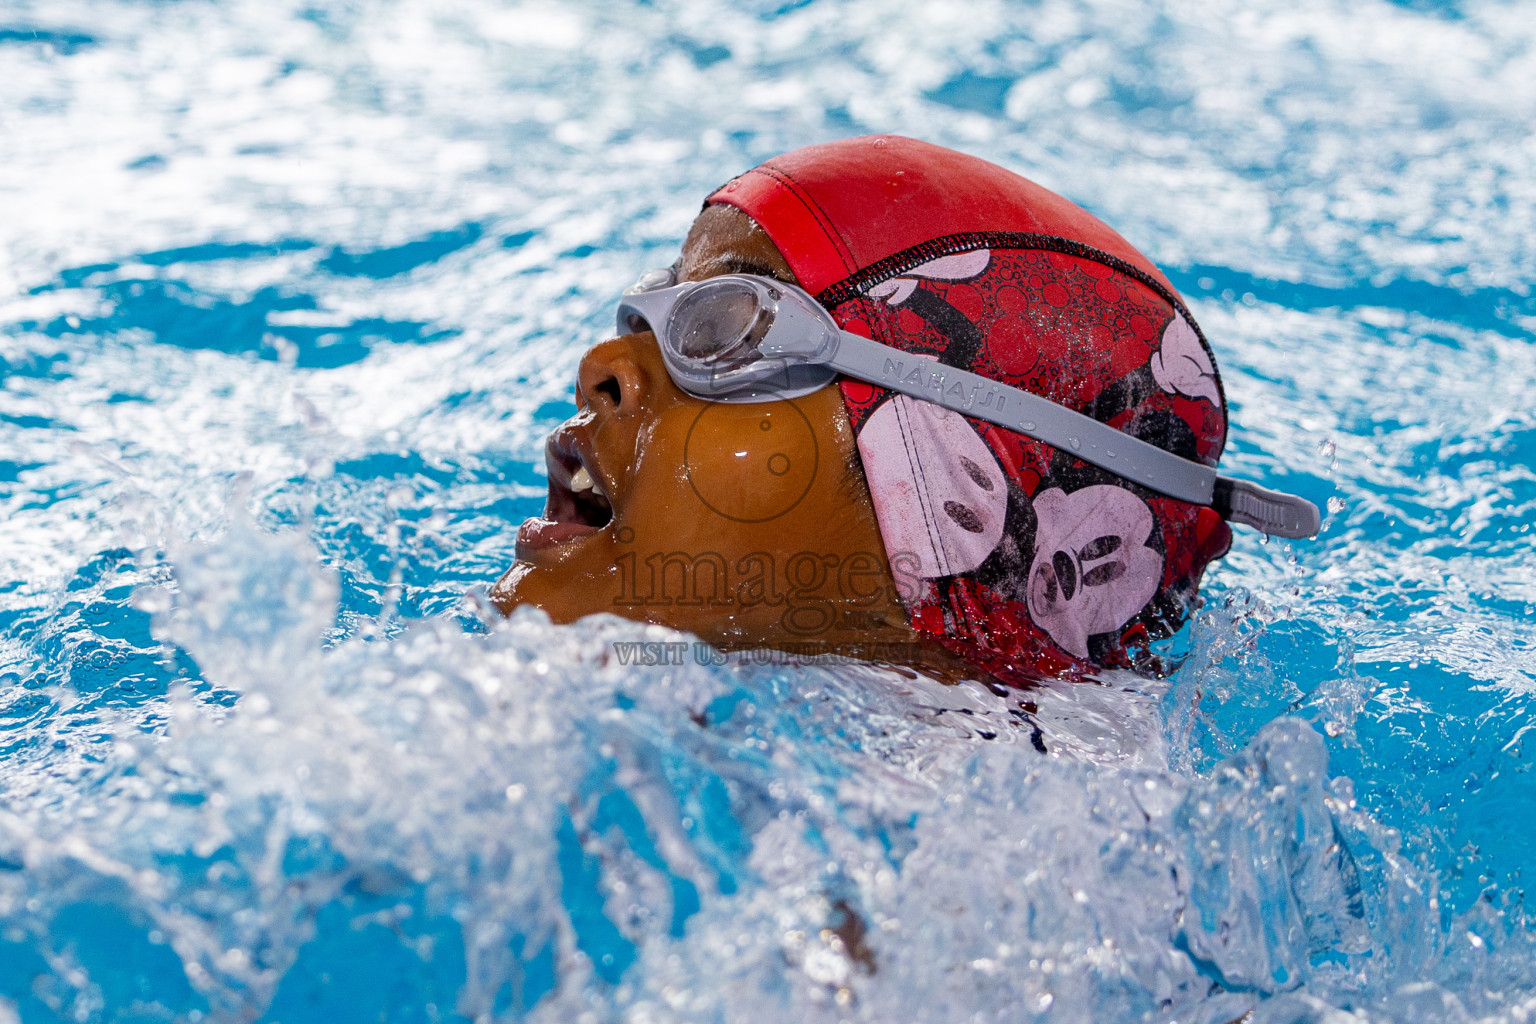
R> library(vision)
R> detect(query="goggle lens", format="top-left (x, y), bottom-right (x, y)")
top-left (666, 278), bottom-right (776, 370)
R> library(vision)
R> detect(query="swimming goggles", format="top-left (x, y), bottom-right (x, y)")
top-left (617, 268), bottom-right (1320, 539)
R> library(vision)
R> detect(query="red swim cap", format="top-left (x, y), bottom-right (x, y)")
top-left (708, 136), bottom-right (1233, 681)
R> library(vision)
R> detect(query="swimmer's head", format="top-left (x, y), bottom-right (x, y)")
top-left (495, 136), bottom-right (1242, 681)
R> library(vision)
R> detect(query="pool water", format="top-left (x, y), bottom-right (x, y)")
top-left (2, 0), bottom-right (1534, 1020)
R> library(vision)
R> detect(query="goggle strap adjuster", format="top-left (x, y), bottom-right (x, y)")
top-left (1213, 477), bottom-right (1322, 539)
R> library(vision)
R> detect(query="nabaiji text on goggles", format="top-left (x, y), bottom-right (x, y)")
top-left (617, 267), bottom-right (1321, 540)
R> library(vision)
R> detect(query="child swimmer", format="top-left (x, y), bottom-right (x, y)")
top-left (491, 136), bottom-right (1318, 685)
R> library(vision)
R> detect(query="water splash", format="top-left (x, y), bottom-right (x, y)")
top-left (0, 522), bottom-right (1528, 1022)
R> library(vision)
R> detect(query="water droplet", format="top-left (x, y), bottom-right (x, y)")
top-left (1068, 437), bottom-right (1081, 451)
top-left (1327, 496), bottom-right (1347, 513)
top-left (1022, 421), bottom-right (1036, 431)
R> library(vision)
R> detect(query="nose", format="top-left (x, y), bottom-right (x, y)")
top-left (576, 333), bottom-right (661, 417)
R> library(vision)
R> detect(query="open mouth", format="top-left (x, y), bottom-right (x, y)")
top-left (548, 460), bottom-right (614, 530)
top-left (515, 440), bottom-right (614, 558)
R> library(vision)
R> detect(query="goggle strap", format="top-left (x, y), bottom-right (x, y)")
top-left (830, 331), bottom-right (1214, 501)
top-left (830, 330), bottom-right (1320, 538)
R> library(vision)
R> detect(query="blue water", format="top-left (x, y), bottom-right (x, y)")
top-left (2, 0), bottom-right (1533, 1020)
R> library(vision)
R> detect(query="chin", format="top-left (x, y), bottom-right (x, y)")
top-left (487, 560), bottom-right (534, 616)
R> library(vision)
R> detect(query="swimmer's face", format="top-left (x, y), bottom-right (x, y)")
top-left (491, 205), bottom-right (914, 650)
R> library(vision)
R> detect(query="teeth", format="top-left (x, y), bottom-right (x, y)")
top-left (570, 466), bottom-right (596, 493)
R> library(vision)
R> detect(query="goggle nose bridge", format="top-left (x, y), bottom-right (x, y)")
top-left (620, 311), bottom-right (651, 336)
